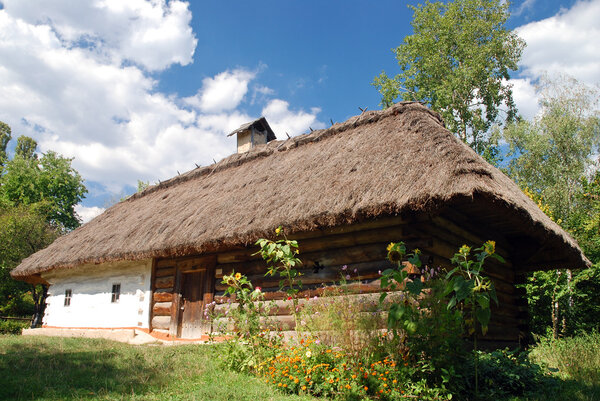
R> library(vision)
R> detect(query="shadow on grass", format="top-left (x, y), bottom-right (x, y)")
top-left (0, 338), bottom-right (168, 400)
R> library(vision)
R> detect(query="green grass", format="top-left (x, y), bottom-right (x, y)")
top-left (2, 334), bottom-right (599, 401)
top-left (0, 335), bottom-right (317, 401)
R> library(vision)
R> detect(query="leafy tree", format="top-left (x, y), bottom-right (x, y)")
top-left (0, 122), bottom-right (87, 324)
top-left (0, 121), bottom-right (10, 168)
top-left (0, 136), bottom-right (87, 230)
top-left (501, 76), bottom-right (600, 337)
top-left (501, 75), bottom-right (600, 229)
top-left (0, 204), bottom-right (59, 319)
top-left (373, 0), bottom-right (525, 159)
top-left (15, 135), bottom-right (38, 160)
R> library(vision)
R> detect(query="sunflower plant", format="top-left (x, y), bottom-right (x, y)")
top-left (254, 226), bottom-right (303, 320)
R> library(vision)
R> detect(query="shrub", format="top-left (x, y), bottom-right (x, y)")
top-left (0, 318), bottom-right (29, 334)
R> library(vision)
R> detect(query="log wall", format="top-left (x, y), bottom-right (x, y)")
top-left (150, 213), bottom-right (528, 344)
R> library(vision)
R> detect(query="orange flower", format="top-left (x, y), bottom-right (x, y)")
top-left (301, 385), bottom-right (307, 391)
top-left (364, 386), bottom-right (369, 391)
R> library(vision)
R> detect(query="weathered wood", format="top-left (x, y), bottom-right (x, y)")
top-left (156, 259), bottom-right (176, 269)
top-left (170, 268), bottom-right (183, 336)
top-left (430, 216), bottom-right (510, 260)
top-left (216, 221), bottom-right (423, 264)
top-left (149, 257), bottom-right (157, 332)
top-left (153, 302), bottom-right (172, 316)
top-left (155, 276), bottom-right (175, 289)
top-left (151, 315), bottom-right (171, 330)
top-left (153, 291), bottom-right (173, 302)
top-left (155, 267), bottom-right (175, 278)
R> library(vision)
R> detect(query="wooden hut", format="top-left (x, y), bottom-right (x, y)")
top-left (11, 102), bottom-right (589, 344)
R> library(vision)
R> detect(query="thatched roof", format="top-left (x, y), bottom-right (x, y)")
top-left (11, 102), bottom-right (589, 283)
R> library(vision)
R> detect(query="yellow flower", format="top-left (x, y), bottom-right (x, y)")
top-left (387, 242), bottom-right (395, 252)
top-left (275, 226), bottom-right (282, 235)
top-left (234, 272), bottom-right (242, 280)
top-left (484, 240), bottom-right (496, 255)
top-left (459, 244), bottom-right (471, 256)
top-left (301, 386), bottom-right (307, 391)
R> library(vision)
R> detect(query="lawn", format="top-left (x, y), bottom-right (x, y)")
top-left (1, 334), bottom-right (599, 401)
top-left (0, 335), bottom-right (316, 401)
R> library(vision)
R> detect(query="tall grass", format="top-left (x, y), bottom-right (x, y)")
top-left (529, 332), bottom-right (600, 387)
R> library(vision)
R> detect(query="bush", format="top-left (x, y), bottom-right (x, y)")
top-left (458, 348), bottom-right (555, 399)
top-left (0, 318), bottom-right (29, 334)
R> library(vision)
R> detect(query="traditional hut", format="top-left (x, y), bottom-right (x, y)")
top-left (11, 102), bottom-right (589, 344)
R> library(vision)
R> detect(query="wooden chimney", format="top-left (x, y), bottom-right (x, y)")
top-left (227, 117), bottom-right (276, 153)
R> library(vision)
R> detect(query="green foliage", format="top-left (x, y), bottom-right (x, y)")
top-left (15, 135), bottom-right (38, 160)
top-left (445, 241), bottom-right (502, 336)
top-left (0, 319), bottom-right (30, 334)
top-left (255, 226), bottom-right (303, 317)
top-left (464, 348), bottom-right (557, 399)
top-left (373, 0), bottom-right (524, 157)
top-left (298, 270), bottom-right (387, 359)
top-left (1, 150), bottom-right (87, 231)
top-left (258, 339), bottom-right (453, 400)
top-left (0, 204), bottom-right (59, 316)
top-left (530, 332), bottom-right (600, 388)
top-left (501, 76), bottom-right (600, 338)
top-left (501, 75), bottom-right (600, 228)
top-left (0, 121), bottom-right (10, 167)
top-left (217, 271), bottom-right (280, 372)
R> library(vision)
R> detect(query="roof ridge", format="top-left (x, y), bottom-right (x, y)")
top-left (127, 102), bottom-right (442, 203)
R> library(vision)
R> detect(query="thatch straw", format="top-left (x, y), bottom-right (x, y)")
top-left (11, 102), bottom-right (589, 282)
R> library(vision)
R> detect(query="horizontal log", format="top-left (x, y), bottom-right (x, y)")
top-left (155, 276), bottom-right (174, 289)
top-left (151, 316), bottom-right (171, 330)
top-left (155, 267), bottom-right (175, 278)
top-left (153, 292), bottom-right (173, 302)
top-left (153, 302), bottom-right (172, 316)
top-left (156, 259), bottom-right (176, 269)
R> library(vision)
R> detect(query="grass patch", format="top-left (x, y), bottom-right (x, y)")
top-left (0, 335), bottom-right (316, 401)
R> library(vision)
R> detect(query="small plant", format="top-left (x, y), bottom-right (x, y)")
top-left (255, 226), bottom-right (303, 322)
top-left (218, 271), bottom-right (279, 372)
top-left (444, 240), bottom-right (503, 397)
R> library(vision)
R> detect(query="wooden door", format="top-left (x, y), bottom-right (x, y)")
top-left (174, 256), bottom-right (215, 339)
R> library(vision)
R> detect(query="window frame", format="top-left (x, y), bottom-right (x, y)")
top-left (64, 289), bottom-right (72, 307)
top-left (111, 283), bottom-right (121, 303)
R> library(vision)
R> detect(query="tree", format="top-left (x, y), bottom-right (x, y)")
top-left (15, 135), bottom-right (38, 160)
top-left (501, 76), bottom-right (600, 337)
top-left (0, 122), bottom-right (87, 324)
top-left (0, 136), bottom-right (87, 230)
top-left (0, 204), bottom-right (59, 320)
top-left (372, 0), bottom-right (525, 159)
top-left (0, 121), bottom-right (10, 168)
top-left (501, 75), bottom-right (600, 228)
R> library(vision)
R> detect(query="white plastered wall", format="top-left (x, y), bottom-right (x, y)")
top-left (41, 259), bottom-right (152, 329)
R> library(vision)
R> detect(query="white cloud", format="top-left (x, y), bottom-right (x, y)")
top-left (262, 99), bottom-right (325, 138)
top-left (0, 2), bottom-right (323, 211)
top-left (513, 0), bottom-right (600, 117)
top-left (2, 0), bottom-right (197, 71)
top-left (516, 0), bottom-right (600, 83)
top-left (185, 69), bottom-right (256, 113)
top-left (75, 205), bottom-right (106, 224)
top-left (509, 78), bottom-right (540, 121)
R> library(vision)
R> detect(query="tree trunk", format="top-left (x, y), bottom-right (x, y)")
top-left (31, 284), bottom-right (48, 328)
top-left (551, 270), bottom-right (561, 339)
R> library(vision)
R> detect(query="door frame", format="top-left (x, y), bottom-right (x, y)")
top-left (169, 255), bottom-right (216, 337)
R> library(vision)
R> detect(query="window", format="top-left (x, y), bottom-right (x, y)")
top-left (111, 284), bottom-right (121, 303)
top-left (64, 289), bottom-right (72, 307)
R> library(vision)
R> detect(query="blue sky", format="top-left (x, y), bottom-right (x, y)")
top-left (0, 0), bottom-right (598, 222)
